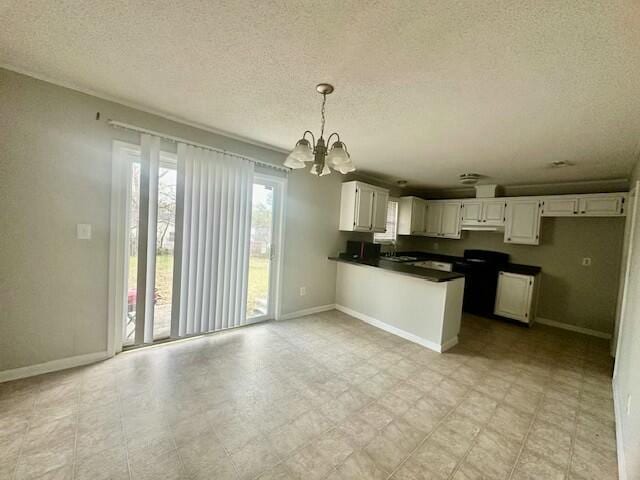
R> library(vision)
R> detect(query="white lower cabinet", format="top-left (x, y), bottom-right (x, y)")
top-left (494, 272), bottom-right (537, 323)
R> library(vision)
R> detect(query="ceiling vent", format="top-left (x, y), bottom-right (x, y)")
top-left (459, 173), bottom-right (481, 185)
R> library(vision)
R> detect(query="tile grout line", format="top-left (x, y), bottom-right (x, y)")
top-left (564, 357), bottom-right (587, 479)
top-left (70, 397), bottom-right (79, 480)
top-left (504, 379), bottom-right (553, 480)
top-left (10, 394), bottom-right (37, 480)
top-left (311, 365), bottom-right (440, 480)
top-left (445, 371), bottom-right (514, 480)
top-left (295, 373), bottom-right (404, 480)
top-left (384, 371), bottom-right (483, 480)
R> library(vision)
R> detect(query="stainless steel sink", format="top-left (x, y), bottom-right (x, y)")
top-left (381, 256), bottom-right (418, 262)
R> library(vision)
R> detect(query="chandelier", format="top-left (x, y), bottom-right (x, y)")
top-left (284, 83), bottom-right (355, 176)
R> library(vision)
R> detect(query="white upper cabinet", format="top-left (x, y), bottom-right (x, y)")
top-left (354, 186), bottom-right (375, 230)
top-left (372, 190), bottom-right (389, 232)
top-left (505, 199), bottom-right (542, 245)
top-left (462, 199), bottom-right (506, 226)
top-left (483, 200), bottom-right (506, 226)
top-left (424, 203), bottom-right (443, 236)
top-left (494, 271), bottom-right (536, 323)
top-left (381, 192), bottom-right (626, 243)
top-left (440, 202), bottom-right (463, 238)
top-left (398, 196), bottom-right (426, 235)
top-left (541, 197), bottom-right (579, 216)
top-left (541, 193), bottom-right (626, 217)
top-left (425, 201), bottom-right (462, 238)
top-left (578, 194), bottom-right (625, 216)
top-left (461, 201), bottom-right (483, 226)
top-left (339, 181), bottom-right (389, 232)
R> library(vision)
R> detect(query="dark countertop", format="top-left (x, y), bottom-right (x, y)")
top-left (378, 251), bottom-right (542, 276)
top-left (328, 255), bottom-right (465, 283)
top-left (501, 263), bottom-right (542, 276)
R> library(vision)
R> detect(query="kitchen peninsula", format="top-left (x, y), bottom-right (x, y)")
top-left (329, 255), bottom-right (465, 352)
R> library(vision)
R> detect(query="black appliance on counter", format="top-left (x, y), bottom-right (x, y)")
top-left (452, 250), bottom-right (509, 317)
top-left (345, 240), bottom-right (381, 259)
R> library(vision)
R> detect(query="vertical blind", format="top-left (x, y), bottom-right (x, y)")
top-left (135, 134), bottom-right (161, 344)
top-left (172, 143), bottom-right (254, 337)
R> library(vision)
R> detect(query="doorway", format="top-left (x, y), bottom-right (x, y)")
top-left (111, 141), bottom-right (285, 351)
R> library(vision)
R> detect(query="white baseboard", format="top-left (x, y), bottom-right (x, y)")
top-left (535, 317), bottom-right (612, 339)
top-left (278, 304), bottom-right (336, 321)
top-left (0, 351), bottom-right (111, 383)
top-left (612, 380), bottom-right (627, 480)
top-left (335, 304), bottom-right (456, 353)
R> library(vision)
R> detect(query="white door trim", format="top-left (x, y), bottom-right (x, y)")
top-left (251, 173), bottom-right (287, 322)
top-left (108, 140), bottom-right (139, 356)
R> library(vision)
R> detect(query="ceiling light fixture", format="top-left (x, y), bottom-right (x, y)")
top-left (459, 173), bottom-right (481, 185)
top-left (284, 83), bottom-right (355, 176)
top-left (550, 160), bottom-right (574, 168)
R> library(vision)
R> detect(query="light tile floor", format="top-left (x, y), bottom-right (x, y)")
top-left (0, 311), bottom-right (618, 480)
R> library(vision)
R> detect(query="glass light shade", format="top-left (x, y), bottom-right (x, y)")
top-left (310, 163), bottom-right (331, 176)
top-left (283, 152), bottom-right (306, 169)
top-left (335, 160), bottom-right (356, 174)
top-left (291, 138), bottom-right (314, 163)
top-left (326, 141), bottom-right (350, 167)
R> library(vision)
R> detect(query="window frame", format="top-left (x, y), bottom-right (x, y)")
top-left (374, 197), bottom-right (399, 244)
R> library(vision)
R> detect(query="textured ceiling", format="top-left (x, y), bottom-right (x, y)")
top-left (2, 0), bottom-right (640, 188)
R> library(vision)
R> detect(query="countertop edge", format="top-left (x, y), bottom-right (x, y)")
top-left (328, 257), bottom-right (465, 283)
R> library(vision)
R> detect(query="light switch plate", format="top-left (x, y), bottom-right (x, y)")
top-left (77, 224), bottom-right (92, 240)
top-left (582, 257), bottom-right (591, 267)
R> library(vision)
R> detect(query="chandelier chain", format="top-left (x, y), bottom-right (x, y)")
top-left (320, 93), bottom-right (327, 139)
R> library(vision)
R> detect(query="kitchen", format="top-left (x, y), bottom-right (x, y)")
top-left (332, 180), bottom-right (626, 352)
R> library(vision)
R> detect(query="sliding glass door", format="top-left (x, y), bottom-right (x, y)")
top-left (247, 175), bottom-right (284, 322)
top-left (118, 142), bottom-right (284, 348)
top-left (123, 149), bottom-right (177, 346)
top-left (152, 161), bottom-right (177, 340)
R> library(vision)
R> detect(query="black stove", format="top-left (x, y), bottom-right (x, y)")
top-left (453, 250), bottom-right (509, 317)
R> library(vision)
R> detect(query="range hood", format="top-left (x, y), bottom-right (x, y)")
top-left (460, 184), bottom-right (505, 232)
top-left (462, 225), bottom-right (505, 232)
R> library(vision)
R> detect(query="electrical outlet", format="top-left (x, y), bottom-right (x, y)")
top-left (627, 394), bottom-right (632, 415)
top-left (77, 224), bottom-right (92, 240)
top-left (299, 286), bottom-right (307, 296)
top-left (582, 257), bottom-right (592, 267)
top-left (433, 242), bottom-right (439, 250)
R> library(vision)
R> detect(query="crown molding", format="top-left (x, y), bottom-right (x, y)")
top-left (419, 177), bottom-right (630, 198)
top-left (1, 63), bottom-right (290, 155)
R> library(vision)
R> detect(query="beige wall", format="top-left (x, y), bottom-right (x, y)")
top-left (0, 68), bottom-right (347, 371)
top-left (398, 217), bottom-right (625, 335)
